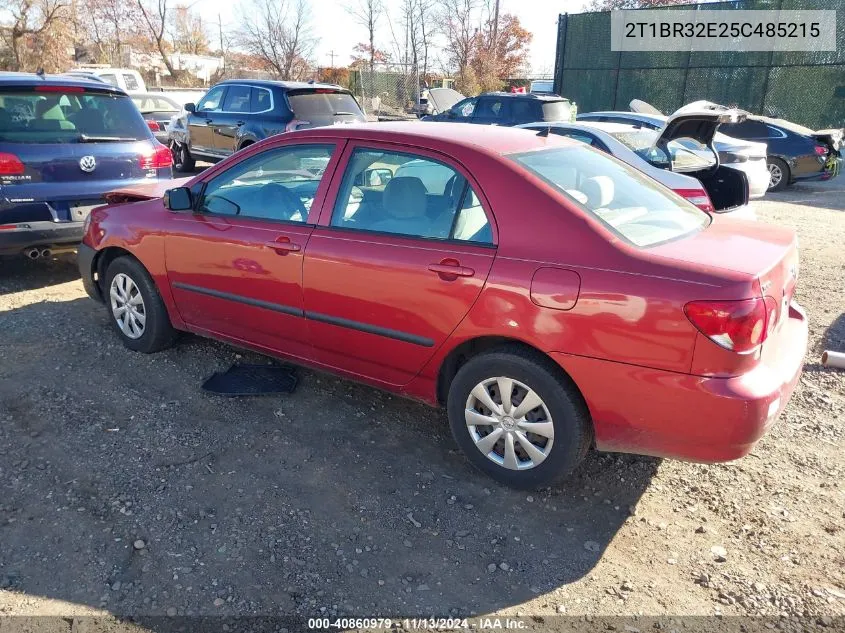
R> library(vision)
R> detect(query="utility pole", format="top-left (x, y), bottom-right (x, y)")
top-left (218, 13), bottom-right (225, 71)
top-left (329, 50), bottom-right (336, 68)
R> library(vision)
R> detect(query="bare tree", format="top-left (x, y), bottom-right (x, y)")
top-left (78, 0), bottom-right (142, 64)
top-left (137, 0), bottom-right (178, 76)
top-left (171, 5), bottom-right (209, 55)
top-left (0, 0), bottom-right (67, 70)
top-left (238, 0), bottom-right (316, 80)
top-left (438, 0), bottom-right (480, 94)
top-left (401, 0), bottom-right (433, 78)
top-left (346, 0), bottom-right (382, 71)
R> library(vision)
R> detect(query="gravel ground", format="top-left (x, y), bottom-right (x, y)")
top-left (0, 179), bottom-right (843, 628)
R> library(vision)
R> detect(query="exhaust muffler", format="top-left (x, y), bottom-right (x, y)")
top-left (821, 350), bottom-right (845, 370)
top-left (25, 248), bottom-right (41, 260)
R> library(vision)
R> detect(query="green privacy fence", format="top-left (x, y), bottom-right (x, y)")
top-left (552, 0), bottom-right (845, 129)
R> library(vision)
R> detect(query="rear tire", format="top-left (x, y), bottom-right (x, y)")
top-left (104, 256), bottom-right (177, 354)
top-left (446, 347), bottom-right (592, 489)
top-left (172, 141), bottom-right (195, 173)
top-left (767, 157), bottom-right (790, 192)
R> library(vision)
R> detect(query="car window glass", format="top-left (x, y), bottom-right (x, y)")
top-left (510, 100), bottom-right (538, 122)
top-left (475, 98), bottom-right (509, 121)
top-left (552, 130), bottom-right (594, 146)
top-left (541, 100), bottom-right (573, 122)
top-left (250, 88), bottom-right (271, 113)
top-left (122, 73), bottom-right (140, 91)
top-left (199, 144), bottom-right (334, 222)
top-left (222, 85), bottom-right (251, 113)
top-left (99, 73), bottom-right (117, 86)
top-left (331, 148), bottom-right (491, 243)
top-left (450, 98), bottom-right (477, 119)
top-left (197, 86), bottom-right (225, 112)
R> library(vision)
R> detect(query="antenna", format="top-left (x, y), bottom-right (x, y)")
top-left (536, 126), bottom-right (550, 137)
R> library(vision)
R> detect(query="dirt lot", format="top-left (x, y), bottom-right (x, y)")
top-left (0, 180), bottom-right (843, 628)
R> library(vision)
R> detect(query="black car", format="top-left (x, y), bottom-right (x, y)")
top-left (168, 80), bottom-right (366, 173)
top-left (422, 89), bottom-right (574, 126)
top-left (717, 116), bottom-right (842, 191)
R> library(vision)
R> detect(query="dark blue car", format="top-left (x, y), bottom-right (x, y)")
top-left (0, 72), bottom-right (172, 258)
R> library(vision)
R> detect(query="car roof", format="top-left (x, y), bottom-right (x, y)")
top-left (581, 111), bottom-right (666, 124)
top-left (480, 91), bottom-right (568, 101)
top-left (289, 121), bottom-right (576, 156)
top-left (214, 79), bottom-right (349, 92)
top-left (0, 71), bottom-right (126, 94)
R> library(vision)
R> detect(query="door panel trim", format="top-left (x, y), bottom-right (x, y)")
top-left (172, 282), bottom-right (304, 316)
top-left (171, 281), bottom-right (434, 347)
top-left (304, 311), bottom-right (434, 347)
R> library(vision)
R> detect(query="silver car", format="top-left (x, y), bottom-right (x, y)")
top-left (518, 114), bottom-right (755, 220)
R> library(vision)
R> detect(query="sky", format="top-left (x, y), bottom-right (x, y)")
top-left (197, 0), bottom-right (591, 76)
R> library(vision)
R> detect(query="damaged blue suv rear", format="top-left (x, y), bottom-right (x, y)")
top-left (0, 73), bottom-right (172, 258)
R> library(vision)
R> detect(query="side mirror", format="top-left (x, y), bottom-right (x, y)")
top-left (164, 186), bottom-right (193, 211)
top-left (184, 102), bottom-right (196, 113)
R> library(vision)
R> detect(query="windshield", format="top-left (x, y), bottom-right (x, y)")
top-left (0, 88), bottom-right (150, 143)
top-left (509, 145), bottom-right (710, 247)
top-left (132, 95), bottom-right (180, 114)
top-left (611, 129), bottom-right (715, 172)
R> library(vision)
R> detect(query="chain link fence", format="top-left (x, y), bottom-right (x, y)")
top-left (350, 63), bottom-right (422, 120)
top-left (553, 0), bottom-right (845, 129)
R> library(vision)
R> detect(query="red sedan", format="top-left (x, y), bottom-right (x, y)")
top-left (77, 122), bottom-right (808, 489)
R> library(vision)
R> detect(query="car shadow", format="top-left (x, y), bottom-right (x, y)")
top-left (804, 312), bottom-right (845, 374)
top-left (0, 296), bottom-right (659, 622)
top-left (0, 252), bottom-right (80, 294)
top-left (767, 180), bottom-right (845, 212)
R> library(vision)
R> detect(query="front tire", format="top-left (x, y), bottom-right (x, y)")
top-left (446, 348), bottom-right (592, 489)
top-left (171, 141), bottom-right (195, 173)
top-left (767, 157), bottom-right (790, 192)
top-left (104, 256), bottom-right (177, 353)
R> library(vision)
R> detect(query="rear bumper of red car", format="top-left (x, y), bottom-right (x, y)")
top-left (552, 302), bottom-right (808, 463)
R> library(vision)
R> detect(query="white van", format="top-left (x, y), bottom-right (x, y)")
top-left (68, 68), bottom-right (147, 93)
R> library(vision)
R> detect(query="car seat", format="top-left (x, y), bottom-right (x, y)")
top-left (371, 176), bottom-right (448, 238)
top-left (32, 98), bottom-right (76, 131)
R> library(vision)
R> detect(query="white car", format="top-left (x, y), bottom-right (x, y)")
top-left (518, 109), bottom-right (757, 220)
top-left (578, 102), bottom-right (770, 199)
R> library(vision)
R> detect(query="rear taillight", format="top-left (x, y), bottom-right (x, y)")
top-left (285, 119), bottom-right (310, 132)
top-left (140, 144), bottom-right (172, 169)
top-left (146, 119), bottom-right (161, 132)
top-left (0, 152), bottom-right (24, 175)
top-left (684, 297), bottom-right (776, 354)
top-left (35, 85), bottom-right (84, 93)
top-left (674, 188), bottom-right (714, 213)
top-left (814, 145), bottom-right (828, 157)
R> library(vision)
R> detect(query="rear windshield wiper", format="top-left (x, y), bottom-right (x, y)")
top-left (78, 134), bottom-right (139, 143)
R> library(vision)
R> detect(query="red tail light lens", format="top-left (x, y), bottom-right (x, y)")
top-left (814, 145), bottom-right (828, 156)
top-left (0, 152), bottom-right (24, 175)
top-left (35, 85), bottom-right (84, 93)
top-left (146, 119), bottom-right (161, 132)
top-left (674, 188), bottom-right (714, 213)
top-left (285, 119), bottom-right (310, 132)
top-left (140, 144), bottom-right (172, 169)
top-left (684, 297), bottom-right (773, 354)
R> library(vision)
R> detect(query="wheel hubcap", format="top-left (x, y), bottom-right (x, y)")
top-left (109, 273), bottom-right (146, 339)
top-left (465, 377), bottom-right (554, 471)
top-left (768, 163), bottom-right (782, 188)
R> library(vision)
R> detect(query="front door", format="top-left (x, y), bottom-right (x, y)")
top-left (188, 85), bottom-right (226, 156)
top-left (303, 143), bottom-right (497, 386)
top-left (164, 142), bottom-right (340, 358)
top-left (213, 84), bottom-right (253, 155)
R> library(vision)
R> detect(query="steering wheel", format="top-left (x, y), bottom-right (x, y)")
top-left (258, 183), bottom-right (307, 221)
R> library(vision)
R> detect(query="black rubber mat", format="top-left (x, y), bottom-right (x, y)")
top-left (202, 364), bottom-right (298, 396)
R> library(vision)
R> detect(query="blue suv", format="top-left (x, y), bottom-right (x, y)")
top-left (0, 73), bottom-right (172, 258)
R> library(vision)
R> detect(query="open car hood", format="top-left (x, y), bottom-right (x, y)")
top-left (104, 177), bottom-right (192, 204)
top-left (427, 88), bottom-right (465, 114)
top-left (629, 99), bottom-right (664, 115)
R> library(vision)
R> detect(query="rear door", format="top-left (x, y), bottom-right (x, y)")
top-left (188, 85), bottom-right (226, 155)
top-left (303, 142), bottom-right (497, 387)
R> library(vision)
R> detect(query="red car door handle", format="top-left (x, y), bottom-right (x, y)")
top-left (428, 263), bottom-right (474, 277)
top-left (264, 240), bottom-right (301, 253)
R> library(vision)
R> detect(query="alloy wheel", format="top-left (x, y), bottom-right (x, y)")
top-left (110, 273), bottom-right (146, 339)
top-left (464, 376), bottom-right (554, 470)
top-left (768, 163), bottom-right (783, 189)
